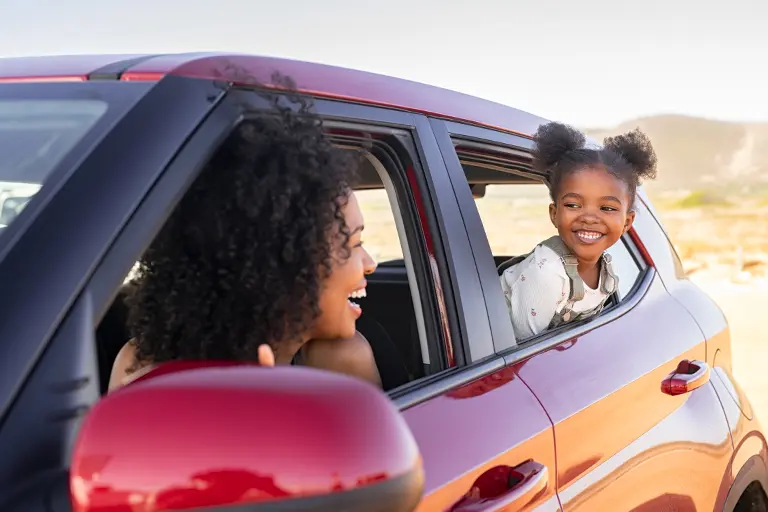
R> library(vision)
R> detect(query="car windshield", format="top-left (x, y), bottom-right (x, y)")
top-left (0, 99), bottom-right (108, 233)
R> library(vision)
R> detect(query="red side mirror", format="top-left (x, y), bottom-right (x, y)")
top-left (70, 362), bottom-right (424, 512)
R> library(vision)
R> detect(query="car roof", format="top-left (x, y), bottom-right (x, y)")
top-left (0, 53), bottom-right (548, 138)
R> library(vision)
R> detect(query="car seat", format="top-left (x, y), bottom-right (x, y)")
top-left (96, 285), bottom-right (412, 394)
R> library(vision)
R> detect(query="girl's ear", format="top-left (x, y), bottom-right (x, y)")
top-left (623, 210), bottom-right (636, 234)
top-left (549, 203), bottom-right (557, 227)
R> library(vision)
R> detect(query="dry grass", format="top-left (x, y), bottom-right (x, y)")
top-left (356, 186), bottom-right (768, 420)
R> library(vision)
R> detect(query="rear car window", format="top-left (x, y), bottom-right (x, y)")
top-left (0, 99), bottom-right (107, 231)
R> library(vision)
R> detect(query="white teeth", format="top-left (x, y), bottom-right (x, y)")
top-left (348, 288), bottom-right (367, 299)
top-left (576, 231), bottom-right (602, 240)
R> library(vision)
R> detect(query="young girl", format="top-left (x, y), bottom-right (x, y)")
top-left (500, 122), bottom-right (657, 340)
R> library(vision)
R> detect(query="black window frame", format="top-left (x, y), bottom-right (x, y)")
top-left (433, 118), bottom-right (656, 363)
top-left (322, 120), bottom-right (451, 382)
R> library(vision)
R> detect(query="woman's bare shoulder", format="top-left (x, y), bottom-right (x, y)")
top-left (108, 339), bottom-right (152, 392)
top-left (302, 332), bottom-right (382, 388)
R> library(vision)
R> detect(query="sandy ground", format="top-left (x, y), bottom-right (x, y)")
top-left (691, 273), bottom-right (768, 422)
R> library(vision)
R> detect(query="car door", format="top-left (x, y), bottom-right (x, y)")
top-left (434, 119), bottom-right (734, 511)
top-left (309, 103), bottom-right (561, 511)
top-left (515, 262), bottom-right (732, 511)
top-left (394, 133), bottom-right (563, 509)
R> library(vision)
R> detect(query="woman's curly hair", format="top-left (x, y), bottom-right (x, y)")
top-left (126, 81), bottom-right (357, 366)
top-left (532, 121), bottom-right (658, 207)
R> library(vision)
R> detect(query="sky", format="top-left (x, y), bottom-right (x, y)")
top-left (1, 0), bottom-right (766, 127)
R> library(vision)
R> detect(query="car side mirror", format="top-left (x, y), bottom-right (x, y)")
top-left (70, 361), bottom-right (424, 512)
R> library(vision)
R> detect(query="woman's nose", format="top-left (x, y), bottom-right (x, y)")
top-left (363, 248), bottom-right (378, 275)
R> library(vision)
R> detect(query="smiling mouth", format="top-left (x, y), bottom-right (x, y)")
top-left (574, 230), bottom-right (604, 244)
top-left (347, 287), bottom-right (366, 315)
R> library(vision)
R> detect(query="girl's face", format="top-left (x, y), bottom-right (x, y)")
top-left (549, 167), bottom-right (635, 265)
top-left (312, 191), bottom-right (377, 341)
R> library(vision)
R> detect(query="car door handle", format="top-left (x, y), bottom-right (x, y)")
top-left (451, 460), bottom-right (548, 511)
top-left (661, 359), bottom-right (710, 396)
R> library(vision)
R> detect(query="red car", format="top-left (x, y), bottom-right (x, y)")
top-left (0, 53), bottom-right (764, 512)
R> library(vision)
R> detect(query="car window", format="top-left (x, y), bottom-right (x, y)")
top-left (452, 138), bottom-right (648, 344)
top-left (0, 99), bottom-right (108, 231)
top-left (604, 239), bottom-right (642, 300)
top-left (118, 189), bottom-right (408, 279)
top-left (103, 119), bottom-right (447, 396)
top-left (473, 182), bottom-right (555, 257)
top-left (354, 188), bottom-right (404, 263)
top-left (473, 181), bottom-right (645, 298)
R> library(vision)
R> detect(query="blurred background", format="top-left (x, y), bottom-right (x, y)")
top-left (4, 0), bottom-right (766, 413)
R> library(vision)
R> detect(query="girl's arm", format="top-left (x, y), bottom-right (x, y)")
top-left (501, 264), bottom-right (566, 340)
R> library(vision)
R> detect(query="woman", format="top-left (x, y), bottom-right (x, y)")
top-left (108, 83), bottom-right (381, 391)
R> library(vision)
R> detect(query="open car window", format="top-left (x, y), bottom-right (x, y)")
top-left (453, 137), bottom-right (648, 344)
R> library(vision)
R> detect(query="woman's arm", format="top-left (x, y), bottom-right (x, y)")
top-left (108, 341), bottom-right (277, 393)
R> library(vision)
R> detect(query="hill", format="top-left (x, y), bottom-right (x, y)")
top-left (584, 115), bottom-right (768, 193)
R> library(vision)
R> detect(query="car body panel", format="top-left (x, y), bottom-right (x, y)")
top-left (0, 53), bottom-right (549, 138)
top-left (712, 364), bottom-right (768, 510)
top-left (401, 363), bottom-right (560, 511)
top-left (714, 358), bottom-right (755, 422)
top-left (122, 53), bottom-right (550, 138)
top-left (556, 380), bottom-right (732, 510)
top-left (512, 272), bottom-right (734, 509)
top-left (635, 192), bottom-right (732, 363)
top-left (635, 192), bottom-right (744, 410)
top-left (0, 54), bottom-right (151, 82)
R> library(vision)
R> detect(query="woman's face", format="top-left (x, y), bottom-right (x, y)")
top-left (312, 191), bottom-right (377, 341)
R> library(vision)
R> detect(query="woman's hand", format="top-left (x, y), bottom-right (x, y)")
top-left (257, 344), bottom-right (276, 367)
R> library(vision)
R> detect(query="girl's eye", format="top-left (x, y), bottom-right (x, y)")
top-left (601, 206), bottom-right (618, 212)
top-left (564, 203), bottom-right (580, 209)
top-left (354, 240), bottom-right (365, 248)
